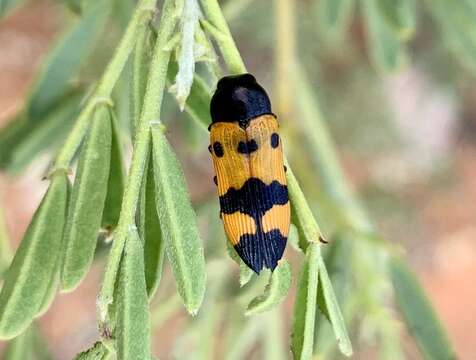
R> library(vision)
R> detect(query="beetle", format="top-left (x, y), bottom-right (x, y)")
top-left (208, 73), bottom-right (290, 274)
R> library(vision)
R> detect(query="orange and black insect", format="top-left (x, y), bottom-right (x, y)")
top-left (208, 74), bottom-right (290, 274)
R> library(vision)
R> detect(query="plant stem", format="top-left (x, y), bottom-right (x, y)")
top-left (294, 65), bottom-right (373, 233)
top-left (199, 0), bottom-right (246, 74)
top-left (274, 0), bottom-right (296, 121)
top-left (98, 0), bottom-right (177, 322)
top-left (53, 0), bottom-right (157, 170)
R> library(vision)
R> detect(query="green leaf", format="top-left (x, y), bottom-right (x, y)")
top-left (26, 0), bottom-right (110, 120)
top-left (65, 0), bottom-right (83, 14)
top-left (61, 106), bottom-right (113, 292)
top-left (0, 204), bottom-right (12, 276)
top-left (143, 152), bottom-right (165, 298)
top-left (35, 262), bottom-right (60, 318)
top-left (376, 0), bottom-right (416, 40)
top-left (427, 0), bottom-right (476, 73)
top-left (291, 243), bottom-right (320, 360)
top-left (0, 175), bottom-right (69, 339)
top-left (101, 111), bottom-right (125, 229)
top-left (2, 325), bottom-right (34, 359)
top-left (170, 0), bottom-right (201, 109)
top-left (74, 341), bottom-right (110, 360)
top-left (362, 0), bottom-right (407, 72)
top-left (0, 92), bottom-right (83, 174)
top-left (391, 258), bottom-right (456, 360)
top-left (151, 126), bottom-right (206, 315)
top-left (116, 229), bottom-right (151, 360)
top-left (316, 255), bottom-right (353, 357)
top-left (317, 0), bottom-right (354, 34)
top-left (130, 22), bottom-right (152, 138)
top-left (245, 260), bottom-right (291, 316)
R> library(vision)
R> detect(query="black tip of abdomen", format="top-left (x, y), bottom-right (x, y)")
top-left (234, 230), bottom-right (287, 274)
top-left (210, 73), bottom-right (273, 126)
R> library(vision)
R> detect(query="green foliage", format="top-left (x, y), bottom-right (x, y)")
top-left (362, 0), bottom-right (408, 72)
top-left (26, 0), bottom-right (111, 120)
top-left (391, 258), bottom-right (456, 360)
top-left (377, 0), bottom-right (416, 39)
top-left (74, 341), bottom-right (110, 360)
top-left (245, 260), bottom-right (292, 316)
top-left (0, 175), bottom-right (69, 339)
top-left (61, 106), bottom-right (113, 292)
top-left (116, 229), bottom-right (151, 360)
top-left (0, 92), bottom-right (82, 173)
top-left (101, 112), bottom-right (125, 229)
top-left (142, 154), bottom-right (165, 298)
top-left (291, 243), bottom-right (320, 360)
top-left (151, 126), bottom-right (206, 315)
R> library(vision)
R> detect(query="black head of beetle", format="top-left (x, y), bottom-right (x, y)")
top-left (210, 74), bottom-right (274, 129)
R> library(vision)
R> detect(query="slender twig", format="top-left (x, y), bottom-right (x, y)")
top-left (199, 0), bottom-right (246, 74)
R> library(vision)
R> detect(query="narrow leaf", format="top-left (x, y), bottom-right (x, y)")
top-left (0, 204), bottom-right (12, 276)
top-left (377, 0), bottom-right (416, 40)
top-left (61, 106), bottom-right (112, 292)
top-left (362, 0), bottom-right (407, 72)
top-left (130, 22), bottom-right (152, 138)
top-left (2, 325), bottom-right (34, 359)
top-left (291, 243), bottom-right (320, 360)
top-left (317, 0), bottom-right (354, 34)
top-left (317, 255), bottom-right (353, 357)
top-left (245, 260), bottom-right (291, 316)
top-left (35, 264), bottom-right (60, 318)
top-left (26, 0), bottom-right (110, 119)
top-left (151, 126), bottom-right (206, 315)
top-left (391, 258), bottom-right (456, 360)
top-left (0, 92), bottom-right (82, 174)
top-left (116, 229), bottom-right (151, 360)
top-left (428, 0), bottom-right (476, 73)
top-left (171, 0), bottom-right (201, 109)
top-left (74, 341), bottom-right (110, 360)
top-left (0, 175), bottom-right (69, 339)
top-left (101, 111), bottom-right (125, 229)
top-left (143, 152), bottom-right (165, 298)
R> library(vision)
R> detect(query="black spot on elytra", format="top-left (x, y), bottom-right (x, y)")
top-left (284, 165), bottom-right (287, 172)
top-left (237, 139), bottom-right (259, 154)
top-left (213, 176), bottom-right (217, 185)
top-left (271, 133), bottom-right (279, 148)
top-left (234, 229), bottom-right (287, 273)
top-left (213, 141), bottom-right (224, 157)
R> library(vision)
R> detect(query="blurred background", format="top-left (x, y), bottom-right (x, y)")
top-left (1, 0), bottom-right (475, 359)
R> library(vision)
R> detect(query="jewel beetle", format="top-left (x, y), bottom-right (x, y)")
top-left (208, 74), bottom-right (290, 274)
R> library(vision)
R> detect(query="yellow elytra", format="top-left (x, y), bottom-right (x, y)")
top-left (208, 74), bottom-right (290, 273)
